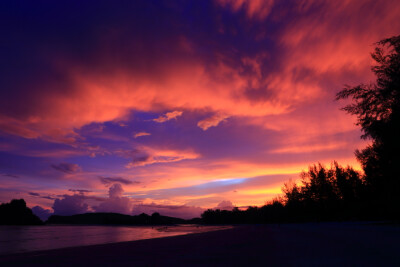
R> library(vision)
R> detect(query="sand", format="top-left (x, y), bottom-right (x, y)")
top-left (0, 223), bottom-right (399, 266)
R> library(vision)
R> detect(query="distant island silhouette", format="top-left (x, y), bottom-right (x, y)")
top-left (0, 198), bottom-right (203, 226)
top-left (0, 199), bottom-right (42, 225)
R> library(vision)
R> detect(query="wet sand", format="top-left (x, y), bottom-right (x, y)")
top-left (0, 223), bottom-right (399, 266)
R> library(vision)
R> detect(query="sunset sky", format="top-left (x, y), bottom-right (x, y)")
top-left (1, 0), bottom-right (400, 219)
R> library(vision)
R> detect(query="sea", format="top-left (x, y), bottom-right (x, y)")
top-left (0, 224), bottom-right (230, 255)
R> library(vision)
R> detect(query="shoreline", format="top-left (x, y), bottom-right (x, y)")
top-left (0, 224), bottom-right (232, 256)
top-left (1, 223), bottom-right (399, 266)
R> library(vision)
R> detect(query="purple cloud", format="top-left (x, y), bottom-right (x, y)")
top-left (214, 200), bottom-right (235, 210)
top-left (32, 206), bottom-right (53, 221)
top-left (2, 173), bottom-right (19, 178)
top-left (51, 163), bottom-right (81, 174)
top-left (153, 111), bottom-right (183, 123)
top-left (93, 183), bottom-right (132, 214)
top-left (28, 192), bottom-right (57, 200)
top-left (68, 189), bottom-right (92, 194)
top-left (52, 195), bottom-right (89, 216)
top-left (99, 176), bottom-right (137, 185)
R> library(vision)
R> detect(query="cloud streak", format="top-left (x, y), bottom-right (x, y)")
top-left (197, 113), bottom-right (229, 131)
top-left (51, 163), bottom-right (81, 174)
top-left (153, 111), bottom-right (183, 123)
top-left (124, 147), bottom-right (200, 168)
top-left (133, 132), bottom-right (151, 138)
top-left (99, 176), bottom-right (138, 186)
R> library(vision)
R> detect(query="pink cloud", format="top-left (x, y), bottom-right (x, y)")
top-left (197, 113), bottom-right (229, 131)
top-left (0, 116), bottom-right (40, 139)
top-left (0, 1), bottom-right (399, 145)
top-left (52, 195), bottom-right (89, 216)
top-left (133, 131), bottom-right (151, 138)
top-left (214, 200), bottom-right (235, 210)
top-left (124, 147), bottom-right (200, 168)
top-left (109, 183), bottom-right (124, 198)
top-left (94, 183), bottom-right (132, 214)
top-left (51, 163), bottom-right (81, 174)
top-left (153, 111), bottom-right (183, 123)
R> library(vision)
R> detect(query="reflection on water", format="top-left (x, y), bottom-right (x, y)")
top-left (0, 225), bottom-right (230, 255)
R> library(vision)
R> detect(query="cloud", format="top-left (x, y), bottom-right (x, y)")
top-left (0, 116), bottom-right (41, 139)
top-left (99, 176), bottom-right (137, 185)
top-left (109, 183), bottom-right (124, 198)
top-left (214, 200), bottom-right (235, 210)
top-left (0, 0), bottom-right (399, 145)
top-left (133, 132), bottom-right (151, 138)
top-left (28, 192), bottom-right (57, 200)
top-left (216, 0), bottom-right (275, 20)
top-left (68, 189), bottom-right (92, 194)
top-left (32, 206), bottom-right (52, 221)
top-left (197, 113), bottom-right (229, 130)
top-left (52, 194), bottom-right (89, 216)
top-left (2, 173), bottom-right (19, 178)
top-left (51, 163), bottom-right (81, 174)
top-left (153, 111), bottom-right (183, 123)
top-left (125, 147), bottom-right (199, 168)
top-left (1, 0), bottom-right (400, 214)
top-left (93, 183), bottom-right (132, 214)
top-left (132, 203), bottom-right (204, 219)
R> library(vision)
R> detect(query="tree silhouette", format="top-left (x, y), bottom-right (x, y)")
top-left (0, 199), bottom-right (43, 225)
top-left (201, 162), bottom-right (366, 224)
top-left (336, 35), bottom-right (400, 216)
top-left (282, 162), bottom-right (365, 221)
top-left (200, 36), bottom-right (400, 224)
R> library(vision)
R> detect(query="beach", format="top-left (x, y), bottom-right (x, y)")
top-left (0, 223), bottom-right (399, 266)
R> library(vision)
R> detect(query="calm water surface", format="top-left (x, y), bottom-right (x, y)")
top-left (0, 225), bottom-right (230, 255)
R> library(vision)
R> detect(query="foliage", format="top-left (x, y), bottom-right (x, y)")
top-left (201, 162), bottom-right (367, 224)
top-left (0, 199), bottom-right (43, 225)
top-left (336, 35), bottom-right (400, 213)
top-left (282, 162), bottom-right (366, 221)
top-left (201, 35), bottom-right (400, 224)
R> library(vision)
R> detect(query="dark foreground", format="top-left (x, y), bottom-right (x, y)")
top-left (0, 223), bottom-right (399, 266)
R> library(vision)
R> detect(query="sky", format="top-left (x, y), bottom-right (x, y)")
top-left (1, 0), bottom-right (400, 220)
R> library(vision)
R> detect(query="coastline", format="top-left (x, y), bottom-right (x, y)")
top-left (0, 223), bottom-right (399, 266)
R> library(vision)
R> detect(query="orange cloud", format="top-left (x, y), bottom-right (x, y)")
top-left (153, 111), bottom-right (183, 123)
top-left (124, 147), bottom-right (200, 168)
top-left (270, 142), bottom-right (349, 154)
top-left (133, 132), bottom-right (151, 138)
top-left (197, 113), bottom-right (229, 130)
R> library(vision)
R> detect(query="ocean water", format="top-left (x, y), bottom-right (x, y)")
top-left (0, 225), bottom-right (230, 255)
